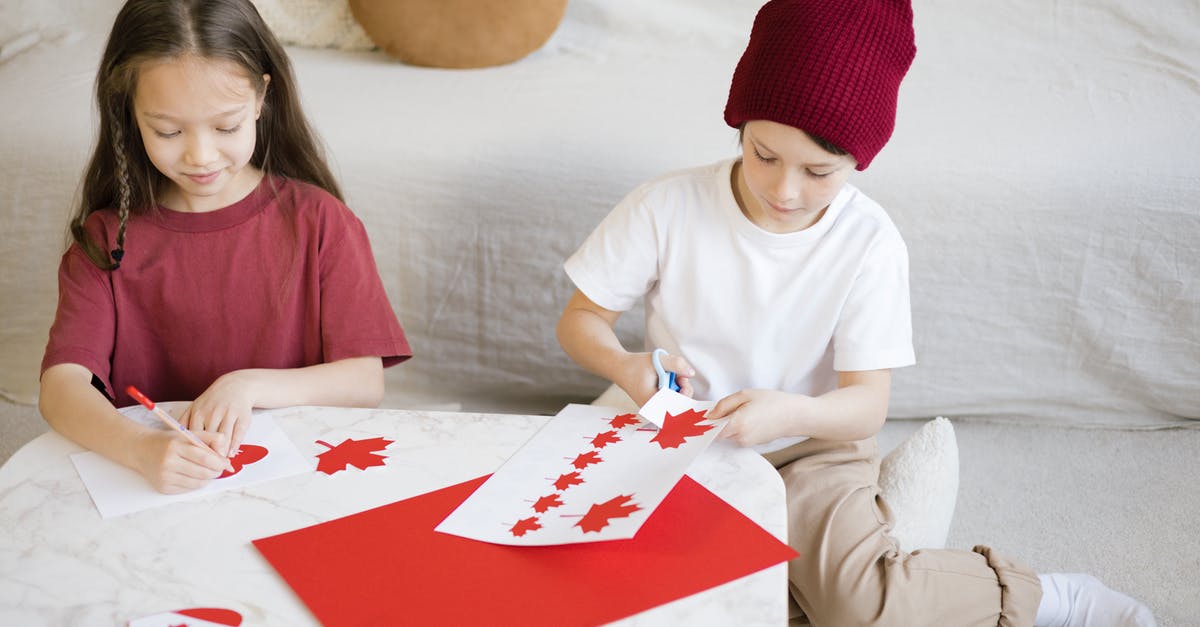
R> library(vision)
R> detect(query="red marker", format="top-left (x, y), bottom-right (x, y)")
top-left (126, 385), bottom-right (234, 471)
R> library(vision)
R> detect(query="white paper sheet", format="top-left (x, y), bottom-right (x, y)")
top-left (436, 391), bottom-right (721, 545)
top-left (71, 404), bottom-right (312, 518)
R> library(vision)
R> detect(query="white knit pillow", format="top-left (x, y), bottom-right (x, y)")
top-left (251, 0), bottom-right (375, 51)
top-left (879, 416), bottom-right (959, 552)
top-left (592, 384), bottom-right (959, 553)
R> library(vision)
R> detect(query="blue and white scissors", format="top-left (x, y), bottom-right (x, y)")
top-left (651, 348), bottom-right (682, 392)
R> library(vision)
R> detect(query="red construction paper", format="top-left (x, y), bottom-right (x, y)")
top-left (253, 475), bottom-right (797, 627)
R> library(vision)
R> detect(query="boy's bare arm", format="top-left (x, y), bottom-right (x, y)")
top-left (556, 289), bottom-right (626, 382)
top-left (708, 369), bottom-right (891, 445)
top-left (557, 290), bottom-right (695, 406)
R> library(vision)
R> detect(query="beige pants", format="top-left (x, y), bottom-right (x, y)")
top-left (765, 436), bottom-right (1043, 627)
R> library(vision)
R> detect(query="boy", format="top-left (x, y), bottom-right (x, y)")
top-left (557, 1), bottom-right (1155, 625)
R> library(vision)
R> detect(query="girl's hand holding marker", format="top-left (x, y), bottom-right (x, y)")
top-left (127, 385), bottom-right (236, 492)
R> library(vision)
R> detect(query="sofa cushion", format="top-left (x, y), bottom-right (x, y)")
top-left (347, 0), bottom-right (567, 68)
top-left (251, 0), bottom-right (375, 51)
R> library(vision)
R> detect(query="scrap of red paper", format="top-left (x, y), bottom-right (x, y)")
top-left (649, 408), bottom-right (714, 449)
top-left (253, 475), bottom-right (797, 627)
top-left (174, 608), bottom-right (243, 625)
top-left (315, 437), bottom-right (393, 475)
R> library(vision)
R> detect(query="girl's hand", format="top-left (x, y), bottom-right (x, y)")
top-left (617, 352), bottom-right (697, 407)
top-left (133, 428), bottom-right (230, 494)
top-left (180, 370), bottom-right (257, 457)
top-left (707, 389), bottom-right (807, 448)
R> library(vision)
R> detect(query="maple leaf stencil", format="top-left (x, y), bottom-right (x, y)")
top-left (570, 450), bottom-right (603, 469)
top-left (648, 408), bottom-right (713, 449)
top-left (510, 516), bottom-right (542, 537)
top-left (590, 430), bottom-right (622, 449)
top-left (573, 495), bottom-right (643, 533)
top-left (531, 493), bottom-right (564, 513)
top-left (608, 413), bottom-right (639, 429)
top-left (314, 437), bottom-right (394, 475)
top-left (552, 471), bottom-right (585, 491)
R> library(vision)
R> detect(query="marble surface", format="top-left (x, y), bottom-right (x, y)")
top-left (0, 406), bottom-right (789, 626)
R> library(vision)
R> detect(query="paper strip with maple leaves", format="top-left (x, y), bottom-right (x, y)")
top-left (436, 393), bottom-right (721, 545)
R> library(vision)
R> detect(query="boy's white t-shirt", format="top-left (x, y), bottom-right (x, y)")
top-left (564, 159), bottom-right (915, 453)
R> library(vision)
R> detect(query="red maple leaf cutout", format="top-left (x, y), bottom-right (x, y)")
top-left (532, 493), bottom-right (564, 513)
top-left (609, 413), bottom-right (639, 429)
top-left (314, 437), bottom-right (394, 475)
top-left (590, 430), bottom-right (622, 449)
top-left (648, 408), bottom-right (714, 449)
top-left (552, 471), bottom-right (585, 491)
top-left (574, 495), bottom-right (643, 533)
top-left (570, 450), bottom-right (603, 469)
top-left (510, 516), bottom-right (542, 537)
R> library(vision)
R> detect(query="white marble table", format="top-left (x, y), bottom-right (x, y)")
top-left (0, 406), bottom-right (789, 626)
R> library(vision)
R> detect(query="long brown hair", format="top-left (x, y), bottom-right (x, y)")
top-left (71, 0), bottom-right (342, 269)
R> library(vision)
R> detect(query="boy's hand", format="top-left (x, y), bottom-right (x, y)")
top-left (134, 428), bottom-right (230, 494)
top-left (619, 351), bottom-right (697, 406)
top-left (707, 389), bottom-right (805, 447)
top-left (180, 371), bottom-right (256, 457)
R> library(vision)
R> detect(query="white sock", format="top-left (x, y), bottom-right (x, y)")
top-left (1035, 573), bottom-right (1157, 627)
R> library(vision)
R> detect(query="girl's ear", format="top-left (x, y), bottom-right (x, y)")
top-left (257, 74), bottom-right (271, 118)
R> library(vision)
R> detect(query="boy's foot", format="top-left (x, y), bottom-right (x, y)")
top-left (1035, 573), bottom-right (1157, 627)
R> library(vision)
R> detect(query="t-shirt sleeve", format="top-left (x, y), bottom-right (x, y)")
top-left (317, 204), bottom-right (412, 367)
top-left (41, 246), bottom-right (118, 396)
top-left (563, 185), bottom-right (661, 312)
top-left (832, 236), bottom-right (916, 371)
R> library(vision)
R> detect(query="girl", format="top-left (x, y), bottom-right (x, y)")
top-left (556, 1), bottom-right (1154, 625)
top-left (40, 0), bottom-right (411, 494)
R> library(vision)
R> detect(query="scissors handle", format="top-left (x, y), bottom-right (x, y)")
top-left (651, 348), bottom-right (681, 392)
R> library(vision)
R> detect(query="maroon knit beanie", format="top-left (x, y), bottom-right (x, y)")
top-left (724, 0), bottom-right (916, 170)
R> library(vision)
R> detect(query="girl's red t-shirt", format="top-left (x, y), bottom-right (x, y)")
top-left (42, 177), bottom-right (411, 407)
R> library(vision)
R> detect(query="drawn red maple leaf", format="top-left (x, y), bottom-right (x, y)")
top-left (570, 450), bottom-right (603, 469)
top-left (217, 444), bottom-right (268, 479)
top-left (552, 471), bottom-right (585, 491)
top-left (574, 494), bottom-right (642, 533)
top-left (314, 436), bottom-right (394, 475)
top-left (648, 408), bottom-right (713, 449)
top-left (531, 493), bottom-right (564, 513)
top-left (510, 516), bottom-right (542, 537)
top-left (590, 430), bottom-right (622, 449)
top-left (609, 413), bottom-right (639, 429)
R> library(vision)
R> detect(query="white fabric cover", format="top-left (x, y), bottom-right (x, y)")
top-left (1, 0), bottom-right (1197, 427)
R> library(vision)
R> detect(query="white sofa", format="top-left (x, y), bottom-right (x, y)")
top-left (3, 0), bottom-right (1196, 426)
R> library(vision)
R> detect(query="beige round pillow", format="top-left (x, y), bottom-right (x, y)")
top-left (348, 0), bottom-right (568, 69)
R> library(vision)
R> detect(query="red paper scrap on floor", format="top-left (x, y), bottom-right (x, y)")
top-left (253, 475), bottom-right (796, 627)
